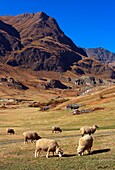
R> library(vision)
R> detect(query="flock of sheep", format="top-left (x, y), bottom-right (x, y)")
top-left (6, 125), bottom-right (99, 158)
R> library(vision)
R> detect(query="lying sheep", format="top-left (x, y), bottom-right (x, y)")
top-left (23, 131), bottom-right (41, 144)
top-left (52, 126), bottom-right (62, 133)
top-left (80, 125), bottom-right (99, 136)
top-left (35, 138), bottom-right (63, 158)
top-left (6, 128), bottom-right (15, 134)
top-left (77, 134), bottom-right (93, 156)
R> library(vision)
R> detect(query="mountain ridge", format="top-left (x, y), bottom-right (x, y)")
top-left (0, 12), bottom-right (114, 81)
top-left (0, 12), bottom-right (88, 72)
top-left (85, 47), bottom-right (115, 64)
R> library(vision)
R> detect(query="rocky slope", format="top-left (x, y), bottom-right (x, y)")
top-left (71, 58), bottom-right (115, 79)
top-left (0, 20), bottom-right (23, 59)
top-left (0, 12), bottom-right (114, 82)
top-left (0, 12), bottom-right (87, 72)
top-left (86, 47), bottom-right (115, 64)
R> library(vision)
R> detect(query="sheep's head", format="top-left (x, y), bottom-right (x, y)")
top-left (59, 129), bottom-right (62, 132)
top-left (94, 125), bottom-right (99, 128)
top-left (36, 135), bottom-right (41, 140)
top-left (77, 146), bottom-right (84, 156)
top-left (56, 147), bottom-right (63, 157)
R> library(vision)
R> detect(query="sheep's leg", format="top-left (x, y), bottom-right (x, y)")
top-left (87, 148), bottom-right (91, 154)
top-left (35, 150), bottom-right (37, 158)
top-left (78, 153), bottom-right (81, 156)
top-left (24, 139), bottom-right (27, 144)
top-left (31, 139), bottom-right (35, 143)
top-left (81, 152), bottom-right (84, 156)
top-left (46, 150), bottom-right (50, 158)
top-left (38, 150), bottom-right (41, 157)
top-left (52, 152), bottom-right (54, 157)
top-left (35, 149), bottom-right (40, 158)
top-left (46, 152), bottom-right (49, 158)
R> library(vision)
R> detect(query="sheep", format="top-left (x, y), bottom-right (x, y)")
top-left (77, 134), bottom-right (93, 156)
top-left (52, 126), bottom-right (62, 133)
top-left (35, 138), bottom-right (63, 158)
top-left (23, 131), bottom-right (41, 144)
top-left (80, 125), bottom-right (99, 136)
top-left (6, 128), bottom-right (15, 134)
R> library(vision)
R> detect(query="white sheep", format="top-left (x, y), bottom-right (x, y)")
top-left (77, 134), bottom-right (93, 156)
top-left (35, 138), bottom-right (63, 158)
top-left (52, 126), bottom-right (62, 133)
top-left (23, 131), bottom-right (41, 144)
top-left (80, 125), bottom-right (99, 136)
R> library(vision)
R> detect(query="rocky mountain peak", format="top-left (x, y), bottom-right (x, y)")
top-left (0, 12), bottom-right (88, 71)
top-left (0, 12), bottom-right (114, 80)
top-left (35, 11), bottom-right (49, 20)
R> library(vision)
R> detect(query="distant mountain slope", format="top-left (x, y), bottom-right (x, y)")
top-left (0, 12), bottom-right (87, 72)
top-left (86, 47), bottom-right (115, 64)
top-left (0, 20), bottom-right (23, 58)
top-left (71, 58), bottom-right (115, 79)
top-left (0, 12), bottom-right (114, 80)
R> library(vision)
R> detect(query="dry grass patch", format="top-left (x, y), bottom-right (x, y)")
top-left (0, 85), bottom-right (115, 170)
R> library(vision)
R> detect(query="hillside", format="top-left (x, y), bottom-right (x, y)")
top-left (0, 12), bottom-right (114, 75)
top-left (0, 83), bottom-right (115, 170)
top-left (0, 12), bottom-right (114, 96)
top-left (86, 47), bottom-right (115, 65)
top-left (0, 12), bottom-right (87, 72)
top-left (71, 58), bottom-right (115, 79)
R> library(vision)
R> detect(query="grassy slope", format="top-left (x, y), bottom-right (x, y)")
top-left (0, 85), bottom-right (115, 170)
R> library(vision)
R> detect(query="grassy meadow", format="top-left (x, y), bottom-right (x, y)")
top-left (0, 85), bottom-right (115, 170)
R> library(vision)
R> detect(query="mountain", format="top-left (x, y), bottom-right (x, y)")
top-left (0, 12), bottom-right (114, 82)
top-left (0, 12), bottom-right (87, 72)
top-left (71, 58), bottom-right (115, 79)
top-left (86, 47), bottom-right (115, 64)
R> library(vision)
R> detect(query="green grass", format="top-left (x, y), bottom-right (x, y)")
top-left (0, 86), bottom-right (115, 170)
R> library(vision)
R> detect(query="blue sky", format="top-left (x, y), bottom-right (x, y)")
top-left (0, 0), bottom-right (115, 53)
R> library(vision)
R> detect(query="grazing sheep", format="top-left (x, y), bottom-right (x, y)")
top-left (77, 134), bottom-right (93, 156)
top-left (23, 131), bottom-right (41, 144)
top-left (6, 128), bottom-right (15, 134)
top-left (52, 126), bottom-right (62, 133)
top-left (35, 138), bottom-right (63, 158)
top-left (80, 125), bottom-right (99, 136)
top-left (66, 104), bottom-right (80, 110)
